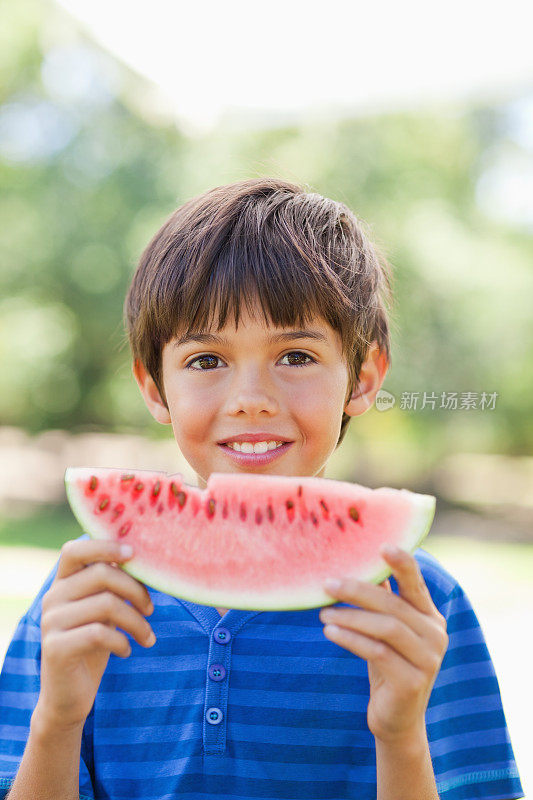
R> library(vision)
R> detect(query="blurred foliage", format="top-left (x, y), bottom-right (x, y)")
top-left (1, 0), bottom-right (532, 460)
top-left (0, 504), bottom-right (75, 550)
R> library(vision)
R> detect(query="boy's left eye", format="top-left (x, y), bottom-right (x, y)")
top-left (185, 351), bottom-right (316, 370)
top-left (280, 351), bottom-right (315, 368)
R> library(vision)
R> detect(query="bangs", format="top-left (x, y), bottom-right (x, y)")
top-left (153, 194), bottom-right (360, 363)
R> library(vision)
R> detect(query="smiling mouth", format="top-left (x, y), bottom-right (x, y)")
top-left (221, 441), bottom-right (287, 454)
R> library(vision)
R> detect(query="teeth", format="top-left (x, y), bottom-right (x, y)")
top-left (250, 441), bottom-right (268, 454)
top-left (226, 440), bottom-right (284, 453)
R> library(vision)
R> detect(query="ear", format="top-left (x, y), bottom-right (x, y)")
top-left (132, 359), bottom-right (172, 425)
top-left (344, 342), bottom-right (389, 417)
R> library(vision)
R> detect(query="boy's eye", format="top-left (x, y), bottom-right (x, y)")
top-left (185, 351), bottom-right (315, 370)
top-left (186, 354), bottom-right (221, 370)
top-left (279, 351), bottom-right (315, 367)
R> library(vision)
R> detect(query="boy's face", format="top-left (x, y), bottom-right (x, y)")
top-left (134, 302), bottom-right (388, 488)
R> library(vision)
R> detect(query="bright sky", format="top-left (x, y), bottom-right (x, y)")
top-left (57, 0), bottom-right (533, 136)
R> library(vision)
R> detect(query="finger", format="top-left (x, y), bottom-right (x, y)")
top-left (320, 606), bottom-right (431, 670)
top-left (43, 592), bottom-right (156, 649)
top-left (323, 577), bottom-right (431, 639)
top-left (44, 623), bottom-right (133, 661)
top-left (380, 546), bottom-right (435, 614)
top-left (322, 623), bottom-right (424, 688)
top-left (56, 539), bottom-right (134, 581)
top-left (55, 561), bottom-right (154, 618)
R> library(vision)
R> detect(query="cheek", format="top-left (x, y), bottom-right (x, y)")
top-left (293, 373), bottom-right (346, 423)
top-left (166, 378), bottom-right (218, 431)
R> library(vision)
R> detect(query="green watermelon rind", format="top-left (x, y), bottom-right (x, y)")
top-left (64, 468), bottom-right (436, 611)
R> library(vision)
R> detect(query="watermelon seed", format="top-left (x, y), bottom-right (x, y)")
top-left (157, 503), bottom-right (164, 515)
top-left (240, 502), bottom-right (247, 521)
top-left (207, 498), bottom-right (216, 518)
top-left (139, 505), bottom-right (145, 515)
top-left (111, 504), bottom-right (125, 520)
top-left (320, 499), bottom-right (329, 515)
top-left (152, 481), bottom-right (161, 497)
top-left (121, 474), bottom-right (135, 483)
top-left (297, 485), bottom-right (302, 497)
top-left (98, 497), bottom-right (109, 511)
top-left (134, 482), bottom-right (144, 493)
top-left (89, 476), bottom-right (98, 491)
top-left (255, 508), bottom-right (262, 524)
top-left (118, 521), bottom-right (132, 538)
top-left (310, 511), bottom-right (318, 526)
top-left (266, 504), bottom-right (274, 522)
top-left (348, 506), bottom-right (359, 522)
top-left (170, 482), bottom-right (187, 508)
top-left (336, 517), bottom-right (345, 530)
top-left (286, 499), bottom-right (295, 522)
top-left (222, 500), bottom-right (228, 518)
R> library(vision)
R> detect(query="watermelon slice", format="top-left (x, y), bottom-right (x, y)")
top-left (64, 467), bottom-right (435, 611)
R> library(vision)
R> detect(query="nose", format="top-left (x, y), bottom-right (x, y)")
top-left (226, 392), bottom-right (278, 417)
top-left (223, 368), bottom-right (279, 417)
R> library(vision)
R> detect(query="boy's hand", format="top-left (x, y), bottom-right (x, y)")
top-left (36, 539), bottom-right (156, 732)
top-left (319, 546), bottom-right (448, 744)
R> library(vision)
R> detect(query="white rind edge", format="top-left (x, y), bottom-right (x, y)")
top-left (65, 467), bottom-right (127, 544)
top-left (64, 468), bottom-right (436, 611)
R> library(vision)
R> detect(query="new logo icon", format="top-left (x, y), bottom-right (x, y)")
top-left (375, 389), bottom-right (396, 412)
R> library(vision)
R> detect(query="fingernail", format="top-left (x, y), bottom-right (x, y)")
top-left (382, 544), bottom-right (399, 558)
top-left (120, 544), bottom-right (133, 558)
top-left (324, 578), bottom-right (341, 591)
top-left (324, 624), bottom-right (340, 635)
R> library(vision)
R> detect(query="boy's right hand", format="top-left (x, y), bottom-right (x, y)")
top-left (35, 539), bottom-right (156, 732)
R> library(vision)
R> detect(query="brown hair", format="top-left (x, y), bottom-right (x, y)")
top-left (124, 177), bottom-right (394, 447)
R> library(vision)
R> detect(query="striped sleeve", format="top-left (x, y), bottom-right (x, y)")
top-left (0, 601), bottom-right (95, 799)
top-left (427, 580), bottom-right (524, 800)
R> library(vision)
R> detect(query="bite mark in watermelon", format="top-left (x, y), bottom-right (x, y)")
top-left (64, 467), bottom-right (436, 611)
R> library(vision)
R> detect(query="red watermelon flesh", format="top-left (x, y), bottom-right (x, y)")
top-left (64, 467), bottom-right (436, 611)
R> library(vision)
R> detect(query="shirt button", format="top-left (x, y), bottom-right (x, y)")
top-left (206, 707), bottom-right (223, 725)
top-left (208, 663), bottom-right (226, 681)
top-left (213, 626), bottom-right (231, 644)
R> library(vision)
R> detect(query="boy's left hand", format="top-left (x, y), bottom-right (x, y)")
top-left (319, 545), bottom-right (449, 744)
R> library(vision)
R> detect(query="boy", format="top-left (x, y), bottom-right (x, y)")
top-left (0, 177), bottom-right (523, 799)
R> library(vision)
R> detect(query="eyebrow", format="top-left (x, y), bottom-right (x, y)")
top-left (174, 329), bottom-right (329, 348)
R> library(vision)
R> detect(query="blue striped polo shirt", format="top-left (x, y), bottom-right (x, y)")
top-left (0, 533), bottom-right (524, 799)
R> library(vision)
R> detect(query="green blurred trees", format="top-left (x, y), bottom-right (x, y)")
top-left (1, 0), bottom-right (532, 456)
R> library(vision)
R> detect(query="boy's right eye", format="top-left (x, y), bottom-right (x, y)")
top-left (186, 354), bottom-right (221, 370)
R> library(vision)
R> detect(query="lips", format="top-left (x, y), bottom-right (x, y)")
top-left (217, 433), bottom-right (293, 444)
top-left (217, 440), bottom-right (293, 465)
